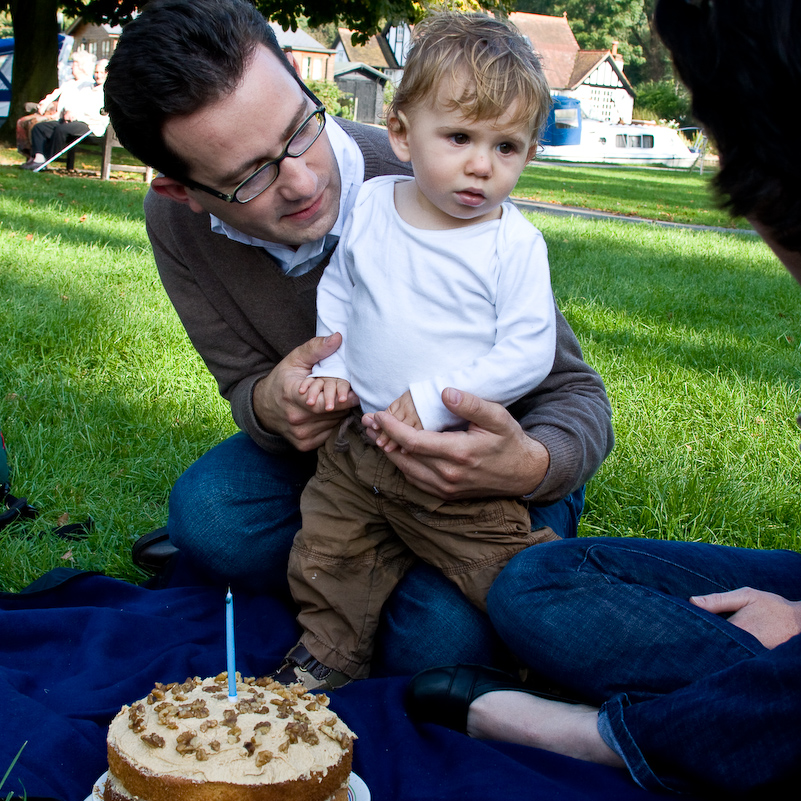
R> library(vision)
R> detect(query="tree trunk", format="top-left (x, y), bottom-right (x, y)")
top-left (0, 0), bottom-right (60, 146)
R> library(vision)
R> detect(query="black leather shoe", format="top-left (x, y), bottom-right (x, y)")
top-left (132, 527), bottom-right (179, 574)
top-left (405, 664), bottom-right (581, 735)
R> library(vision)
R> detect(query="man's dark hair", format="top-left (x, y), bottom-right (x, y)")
top-left (104, 0), bottom-right (299, 181)
top-left (655, 0), bottom-right (801, 249)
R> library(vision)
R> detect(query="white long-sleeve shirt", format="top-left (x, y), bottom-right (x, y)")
top-left (60, 80), bottom-right (108, 137)
top-left (312, 175), bottom-right (556, 431)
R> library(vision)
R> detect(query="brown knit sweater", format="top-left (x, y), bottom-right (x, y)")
top-left (144, 119), bottom-right (613, 503)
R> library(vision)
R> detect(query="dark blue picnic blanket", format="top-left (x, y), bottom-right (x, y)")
top-left (0, 559), bottom-right (692, 801)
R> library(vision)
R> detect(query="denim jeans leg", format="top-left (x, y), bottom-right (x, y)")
top-left (598, 633), bottom-right (801, 794)
top-left (488, 537), bottom-right (801, 793)
top-left (488, 537), bottom-right (801, 700)
top-left (529, 485), bottom-right (585, 539)
top-left (167, 432), bottom-right (317, 593)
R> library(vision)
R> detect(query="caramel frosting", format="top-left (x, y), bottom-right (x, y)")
top-left (106, 673), bottom-right (356, 787)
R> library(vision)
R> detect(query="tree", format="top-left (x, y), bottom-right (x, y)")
top-left (266, 0), bottom-right (499, 43)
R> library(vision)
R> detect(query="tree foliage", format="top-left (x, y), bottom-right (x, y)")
top-left (633, 79), bottom-right (692, 127)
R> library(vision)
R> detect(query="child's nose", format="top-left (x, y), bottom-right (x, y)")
top-left (466, 149), bottom-right (492, 177)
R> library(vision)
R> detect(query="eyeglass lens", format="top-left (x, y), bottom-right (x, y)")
top-left (236, 111), bottom-right (324, 202)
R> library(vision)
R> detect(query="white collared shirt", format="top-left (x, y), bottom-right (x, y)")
top-left (209, 116), bottom-right (364, 276)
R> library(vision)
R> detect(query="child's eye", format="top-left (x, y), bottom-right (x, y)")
top-left (497, 142), bottom-right (518, 155)
top-left (450, 133), bottom-right (469, 145)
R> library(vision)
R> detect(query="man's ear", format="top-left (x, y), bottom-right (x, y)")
top-left (151, 176), bottom-right (206, 213)
top-left (387, 110), bottom-right (412, 163)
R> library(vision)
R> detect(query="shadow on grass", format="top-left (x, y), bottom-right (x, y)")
top-left (534, 217), bottom-right (801, 385)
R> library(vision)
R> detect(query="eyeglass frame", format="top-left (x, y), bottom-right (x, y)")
top-left (182, 101), bottom-right (327, 204)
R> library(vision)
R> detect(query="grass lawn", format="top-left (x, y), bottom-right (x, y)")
top-left (515, 160), bottom-right (753, 230)
top-left (1, 150), bottom-right (799, 592)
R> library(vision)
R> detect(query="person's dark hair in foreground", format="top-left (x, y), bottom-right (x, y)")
top-left (405, 0), bottom-right (801, 795)
top-left (656, 0), bottom-right (801, 250)
top-left (103, 0), bottom-right (298, 181)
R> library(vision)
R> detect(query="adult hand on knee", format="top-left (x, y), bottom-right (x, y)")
top-left (366, 387), bottom-right (549, 499)
top-left (691, 587), bottom-right (801, 649)
top-left (254, 334), bottom-right (359, 451)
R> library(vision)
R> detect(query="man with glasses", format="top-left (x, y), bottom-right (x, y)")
top-left (103, 0), bottom-right (613, 676)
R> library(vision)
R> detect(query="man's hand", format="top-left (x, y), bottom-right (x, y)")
top-left (363, 387), bottom-right (549, 499)
top-left (691, 587), bottom-right (801, 649)
top-left (253, 334), bottom-right (359, 451)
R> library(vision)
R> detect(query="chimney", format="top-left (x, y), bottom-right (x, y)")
top-left (611, 40), bottom-right (624, 67)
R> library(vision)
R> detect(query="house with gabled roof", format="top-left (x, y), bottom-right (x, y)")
top-left (334, 27), bottom-right (404, 85)
top-left (509, 12), bottom-right (635, 124)
top-left (270, 23), bottom-right (336, 83)
top-left (333, 26), bottom-right (408, 125)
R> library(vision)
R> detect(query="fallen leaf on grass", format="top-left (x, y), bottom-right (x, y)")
top-left (61, 550), bottom-right (73, 561)
top-left (79, 214), bottom-right (87, 223)
top-left (25, 234), bottom-right (33, 240)
top-left (57, 512), bottom-right (70, 526)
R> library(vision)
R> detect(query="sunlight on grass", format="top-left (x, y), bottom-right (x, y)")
top-left (515, 161), bottom-right (751, 229)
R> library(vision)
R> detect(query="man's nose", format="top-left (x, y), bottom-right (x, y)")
top-left (274, 154), bottom-right (318, 200)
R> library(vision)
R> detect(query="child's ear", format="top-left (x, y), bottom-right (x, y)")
top-left (526, 141), bottom-right (539, 164)
top-left (387, 110), bottom-right (412, 163)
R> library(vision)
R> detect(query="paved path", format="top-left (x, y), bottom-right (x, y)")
top-left (511, 198), bottom-right (758, 236)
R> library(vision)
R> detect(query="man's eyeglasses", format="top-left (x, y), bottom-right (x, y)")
top-left (185, 104), bottom-right (326, 204)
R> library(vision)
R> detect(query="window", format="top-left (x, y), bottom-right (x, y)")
top-left (554, 108), bottom-right (579, 129)
top-left (616, 134), bottom-right (656, 149)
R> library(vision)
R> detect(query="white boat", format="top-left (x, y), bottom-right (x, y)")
top-left (538, 96), bottom-right (699, 169)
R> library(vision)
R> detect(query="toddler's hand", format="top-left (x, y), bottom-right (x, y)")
top-left (298, 375), bottom-right (353, 413)
top-left (370, 391), bottom-right (422, 452)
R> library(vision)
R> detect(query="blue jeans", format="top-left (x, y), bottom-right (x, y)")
top-left (488, 537), bottom-right (801, 794)
top-left (168, 432), bottom-right (585, 676)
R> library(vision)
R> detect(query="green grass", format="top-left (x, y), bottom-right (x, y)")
top-left (0, 162), bottom-right (236, 590)
top-left (530, 213), bottom-right (801, 551)
top-left (0, 151), bottom-right (799, 593)
top-left (515, 161), bottom-right (752, 230)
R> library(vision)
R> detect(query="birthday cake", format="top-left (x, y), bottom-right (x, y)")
top-left (104, 672), bottom-right (356, 801)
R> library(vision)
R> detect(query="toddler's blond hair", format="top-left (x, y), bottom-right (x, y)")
top-left (390, 12), bottom-right (551, 143)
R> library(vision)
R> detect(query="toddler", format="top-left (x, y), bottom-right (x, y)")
top-left (274, 12), bottom-right (558, 690)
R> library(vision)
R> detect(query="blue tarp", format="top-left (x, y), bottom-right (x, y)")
top-left (0, 557), bottom-right (700, 801)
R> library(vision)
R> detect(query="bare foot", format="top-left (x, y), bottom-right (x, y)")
top-left (466, 690), bottom-right (624, 768)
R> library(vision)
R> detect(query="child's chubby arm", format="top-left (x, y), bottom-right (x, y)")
top-left (363, 390), bottom-right (422, 452)
top-left (298, 374), bottom-right (357, 414)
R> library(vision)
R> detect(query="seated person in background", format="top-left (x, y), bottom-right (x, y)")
top-left (16, 49), bottom-right (95, 159)
top-left (406, 0), bottom-right (801, 795)
top-left (273, 13), bottom-right (558, 691)
top-left (22, 59), bottom-right (109, 171)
